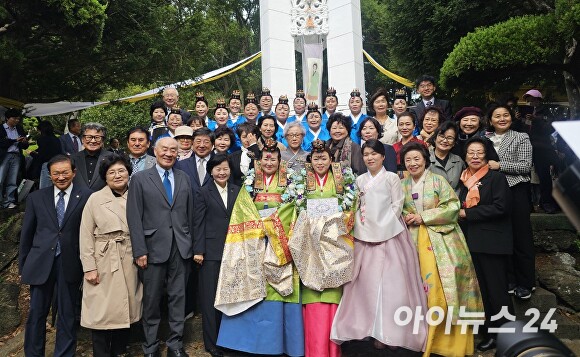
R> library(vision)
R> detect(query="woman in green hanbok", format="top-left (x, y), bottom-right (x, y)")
top-left (400, 142), bottom-right (483, 357)
top-left (289, 139), bottom-right (358, 357)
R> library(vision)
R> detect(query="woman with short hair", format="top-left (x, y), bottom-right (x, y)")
top-left (427, 121), bottom-right (465, 195)
top-left (400, 142), bottom-right (483, 357)
top-left (331, 139), bottom-right (427, 352)
top-left (281, 121), bottom-right (308, 171)
top-left (369, 88), bottom-right (398, 144)
top-left (486, 103), bottom-right (535, 300)
top-left (325, 112), bottom-right (365, 175)
top-left (458, 137), bottom-right (514, 351)
top-left (212, 126), bottom-right (235, 154)
top-left (357, 117), bottom-right (397, 173)
top-left (79, 153), bottom-right (142, 357)
top-left (417, 106), bottom-right (444, 143)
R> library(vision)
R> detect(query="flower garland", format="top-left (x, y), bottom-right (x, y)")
top-left (243, 168), bottom-right (256, 193)
top-left (338, 166), bottom-right (357, 212)
top-left (281, 167), bottom-right (307, 211)
top-left (242, 166), bottom-right (357, 213)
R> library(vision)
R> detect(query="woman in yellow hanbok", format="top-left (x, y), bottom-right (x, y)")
top-left (400, 142), bottom-right (483, 357)
top-left (215, 139), bottom-right (303, 356)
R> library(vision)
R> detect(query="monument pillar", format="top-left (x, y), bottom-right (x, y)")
top-left (259, 1), bottom-right (296, 98)
top-left (326, 0), bottom-right (366, 112)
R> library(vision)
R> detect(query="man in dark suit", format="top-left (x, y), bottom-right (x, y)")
top-left (70, 122), bottom-right (110, 191)
top-left (174, 127), bottom-right (214, 318)
top-left (193, 154), bottom-right (240, 357)
top-left (0, 108), bottom-right (29, 208)
top-left (163, 87), bottom-right (191, 123)
top-left (175, 127), bottom-right (214, 192)
top-left (410, 75), bottom-right (453, 123)
top-left (59, 118), bottom-right (82, 156)
top-left (19, 154), bottom-right (93, 356)
top-left (127, 137), bottom-right (194, 357)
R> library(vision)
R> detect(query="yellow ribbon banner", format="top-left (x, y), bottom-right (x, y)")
top-left (363, 49), bottom-right (414, 88)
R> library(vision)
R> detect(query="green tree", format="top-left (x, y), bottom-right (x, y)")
top-left (440, 0), bottom-right (580, 117)
top-left (374, 0), bottom-right (530, 90)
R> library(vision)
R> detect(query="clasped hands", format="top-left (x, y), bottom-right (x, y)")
top-left (404, 213), bottom-right (423, 226)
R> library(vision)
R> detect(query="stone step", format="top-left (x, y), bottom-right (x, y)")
top-left (513, 287), bottom-right (558, 315)
top-left (530, 213), bottom-right (576, 231)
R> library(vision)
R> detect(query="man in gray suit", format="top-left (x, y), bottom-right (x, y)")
top-left (127, 137), bottom-right (194, 357)
top-left (70, 122), bottom-right (110, 191)
top-left (126, 126), bottom-right (157, 177)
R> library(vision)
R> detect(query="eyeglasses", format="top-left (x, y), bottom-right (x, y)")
top-left (419, 83), bottom-right (434, 89)
top-left (83, 135), bottom-right (104, 142)
top-left (437, 134), bottom-right (455, 143)
top-left (286, 134), bottom-right (304, 139)
top-left (106, 168), bottom-right (128, 177)
top-left (466, 151), bottom-right (485, 158)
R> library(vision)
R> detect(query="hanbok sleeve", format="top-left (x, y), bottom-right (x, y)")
top-left (387, 173), bottom-right (404, 217)
top-left (419, 175), bottom-right (460, 226)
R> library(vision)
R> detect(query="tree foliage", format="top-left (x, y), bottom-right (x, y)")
top-left (0, 0), bottom-right (261, 103)
top-left (377, 0), bottom-right (528, 85)
top-left (440, 0), bottom-right (580, 116)
top-left (440, 14), bottom-right (562, 87)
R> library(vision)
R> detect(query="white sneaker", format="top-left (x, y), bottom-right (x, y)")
top-left (7, 203), bottom-right (17, 209)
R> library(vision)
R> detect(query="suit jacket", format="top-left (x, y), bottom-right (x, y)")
top-left (59, 133), bottom-right (80, 155)
top-left (229, 145), bottom-right (260, 187)
top-left (19, 185), bottom-right (93, 285)
top-left (383, 144), bottom-right (397, 173)
top-left (486, 129), bottom-right (532, 187)
top-left (174, 153), bottom-right (215, 193)
top-left (127, 166), bottom-right (194, 263)
top-left (0, 124), bottom-right (28, 161)
top-left (428, 149), bottom-right (465, 194)
top-left (70, 149), bottom-right (111, 191)
top-left (411, 98), bottom-right (453, 123)
top-left (459, 170), bottom-right (513, 255)
top-left (193, 183), bottom-right (240, 260)
top-left (130, 154), bottom-right (157, 175)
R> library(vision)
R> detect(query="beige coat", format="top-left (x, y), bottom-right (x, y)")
top-left (79, 187), bottom-right (142, 329)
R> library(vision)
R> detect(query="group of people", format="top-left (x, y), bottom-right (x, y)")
top-left (9, 73), bottom-right (572, 357)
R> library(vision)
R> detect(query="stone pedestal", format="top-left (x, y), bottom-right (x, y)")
top-left (327, 0), bottom-right (366, 112)
top-left (259, 1), bottom-right (297, 98)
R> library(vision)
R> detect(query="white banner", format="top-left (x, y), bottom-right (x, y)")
top-left (22, 52), bottom-right (262, 117)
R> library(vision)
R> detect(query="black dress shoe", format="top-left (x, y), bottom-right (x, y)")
top-left (514, 286), bottom-right (532, 300)
top-left (167, 348), bottom-right (189, 357)
top-left (208, 348), bottom-right (224, 357)
top-left (477, 337), bottom-right (496, 351)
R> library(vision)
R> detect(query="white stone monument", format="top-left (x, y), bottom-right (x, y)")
top-left (260, 0), bottom-right (365, 112)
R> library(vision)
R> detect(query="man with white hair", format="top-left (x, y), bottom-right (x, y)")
top-left (163, 87), bottom-right (191, 123)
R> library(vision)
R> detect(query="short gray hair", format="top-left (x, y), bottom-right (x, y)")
top-left (81, 122), bottom-right (107, 139)
top-left (283, 121), bottom-right (306, 137)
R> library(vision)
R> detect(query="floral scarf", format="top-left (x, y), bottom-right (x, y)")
top-left (460, 165), bottom-right (489, 208)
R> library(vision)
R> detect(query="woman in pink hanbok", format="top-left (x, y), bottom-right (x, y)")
top-left (331, 139), bottom-right (427, 352)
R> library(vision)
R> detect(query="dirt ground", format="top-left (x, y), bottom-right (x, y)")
top-left (1, 258), bottom-right (578, 357)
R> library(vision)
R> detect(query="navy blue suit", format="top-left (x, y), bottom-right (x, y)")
top-left (173, 153), bottom-right (213, 317)
top-left (58, 134), bottom-right (80, 156)
top-left (174, 153), bottom-right (214, 193)
top-left (383, 144), bottom-right (397, 173)
top-left (194, 182), bottom-right (240, 352)
top-left (19, 184), bottom-right (92, 357)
